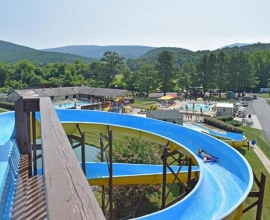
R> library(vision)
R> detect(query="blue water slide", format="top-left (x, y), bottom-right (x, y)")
top-left (0, 110), bottom-right (253, 220)
top-left (54, 110), bottom-right (252, 219)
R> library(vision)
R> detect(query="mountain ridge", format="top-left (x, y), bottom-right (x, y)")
top-left (41, 45), bottom-right (156, 59)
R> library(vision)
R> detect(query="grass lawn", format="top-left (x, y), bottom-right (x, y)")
top-left (237, 126), bottom-right (270, 219)
top-left (256, 93), bottom-right (270, 98)
top-left (238, 144), bottom-right (270, 219)
top-left (133, 97), bottom-right (157, 109)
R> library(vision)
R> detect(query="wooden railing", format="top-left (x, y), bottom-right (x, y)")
top-left (39, 97), bottom-right (105, 219)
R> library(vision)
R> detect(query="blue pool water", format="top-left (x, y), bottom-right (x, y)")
top-left (54, 101), bottom-right (90, 109)
top-left (181, 103), bottom-right (214, 112)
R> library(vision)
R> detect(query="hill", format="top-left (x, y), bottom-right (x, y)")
top-left (220, 43), bottom-right (252, 49)
top-left (140, 43), bottom-right (270, 65)
top-left (140, 47), bottom-right (209, 64)
top-left (41, 45), bottom-right (156, 59)
top-left (0, 40), bottom-right (95, 65)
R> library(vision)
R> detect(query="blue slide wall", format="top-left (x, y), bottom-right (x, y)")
top-left (0, 110), bottom-right (253, 220)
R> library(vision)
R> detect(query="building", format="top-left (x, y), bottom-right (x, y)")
top-left (216, 103), bottom-right (234, 116)
top-left (146, 110), bottom-right (183, 125)
top-left (7, 86), bottom-right (132, 103)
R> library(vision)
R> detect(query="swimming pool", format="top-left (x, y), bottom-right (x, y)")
top-left (54, 101), bottom-right (89, 109)
top-left (180, 103), bottom-right (215, 112)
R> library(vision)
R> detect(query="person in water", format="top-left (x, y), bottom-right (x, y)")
top-left (198, 149), bottom-right (218, 162)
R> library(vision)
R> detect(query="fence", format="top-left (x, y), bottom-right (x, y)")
top-left (245, 131), bottom-right (270, 159)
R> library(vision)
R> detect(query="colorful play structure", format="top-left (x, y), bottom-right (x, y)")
top-left (0, 105), bottom-right (253, 220)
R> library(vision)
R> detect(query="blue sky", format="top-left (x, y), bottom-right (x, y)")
top-left (1, 0), bottom-right (269, 51)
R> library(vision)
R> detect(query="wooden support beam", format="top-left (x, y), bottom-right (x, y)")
top-left (39, 97), bottom-right (105, 220)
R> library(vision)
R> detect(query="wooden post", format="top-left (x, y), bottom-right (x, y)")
top-left (256, 173), bottom-right (266, 220)
top-left (32, 111), bottom-right (37, 176)
top-left (243, 172), bottom-right (266, 220)
top-left (100, 134), bottom-right (106, 215)
top-left (108, 130), bottom-right (113, 220)
top-left (161, 146), bottom-right (167, 210)
top-left (81, 132), bottom-right (86, 175)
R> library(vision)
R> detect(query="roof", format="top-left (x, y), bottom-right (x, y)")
top-left (76, 87), bottom-right (131, 97)
top-left (216, 103), bottom-right (234, 108)
top-left (147, 110), bottom-right (183, 119)
top-left (12, 86), bottom-right (131, 99)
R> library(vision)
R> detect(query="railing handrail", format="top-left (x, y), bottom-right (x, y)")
top-left (40, 97), bottom-right (105, 220)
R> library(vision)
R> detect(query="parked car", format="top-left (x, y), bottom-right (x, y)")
top-left (240, 102), bottom-right (248, 107)
top-left (253, 95), bottom-right (257, 99)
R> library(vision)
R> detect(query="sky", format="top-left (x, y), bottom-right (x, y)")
top-left (1, 0), bottom-right (270, 51)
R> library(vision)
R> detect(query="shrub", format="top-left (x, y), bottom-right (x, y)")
top-left (0, 101), bottom-right (14, 110)
top-left (203, 117), bottom-right (243, 133)
top-left (98, 137), bottom-right (163, 219)
top-left (226, 120), bottom-right (242, 127)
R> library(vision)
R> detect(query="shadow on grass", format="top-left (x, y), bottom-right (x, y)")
top-left (237, 145), bottom-right (250, 156)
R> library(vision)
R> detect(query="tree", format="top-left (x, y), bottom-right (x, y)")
top-left (179, 62), bottom-right (196, 98)
top-left (207, 53), bottom-right (217, 98)
top-left (216, 52), bottom-right (229, 98)
top-left (0, 62), bottom-right (8, 87)
top-left (100, 51), bottom-right (125, 88)
top-left (98, 137), bottom-right (162, 219)
top-left (155, 51), bottom-right (175, 95)
top-left (120, 66), bottom-right (137, 91)
top-left (136, 63), bottom-right (157, 96)
top-left (228, 52), bottom-right (258, 93)
top-left (196, 54), bottom-right (209, 96)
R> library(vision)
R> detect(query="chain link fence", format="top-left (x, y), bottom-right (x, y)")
top-left (245, 131), bottom-right (270, 159)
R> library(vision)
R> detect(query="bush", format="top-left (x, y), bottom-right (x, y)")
top-left (225, 120), bottom-right (242, 127)
top-left (0, 101), bottom-right (14, 110)
top-left (98, 137), bottom-right (163, 219)
top-left (203, 117), bottom-right (243, 133)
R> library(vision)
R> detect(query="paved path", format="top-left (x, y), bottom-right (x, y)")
top-left (247, 97), bottom-right (270, 174)
top-left (249, 98), bottom-right (270, 142)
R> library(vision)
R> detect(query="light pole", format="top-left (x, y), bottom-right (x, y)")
top-left (20, 70), bottom-right (24, 87)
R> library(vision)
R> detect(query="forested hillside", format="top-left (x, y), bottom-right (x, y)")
top-left (140, 43), bottom-right (270, 65)
top-left (42, 45), bottom-right (156, 59)
top-left (0, 40), bottom-right (270, 96)
top-left (0, 40), bottom-right (95, 65)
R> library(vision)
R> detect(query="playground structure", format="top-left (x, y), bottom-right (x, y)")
top-left (0, 97), bottom-right (255, 220)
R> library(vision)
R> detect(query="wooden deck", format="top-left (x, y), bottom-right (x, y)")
top-left (11, 155), bottom-right (47, 220)
top-left (12, 97), bottom-right (105, 220)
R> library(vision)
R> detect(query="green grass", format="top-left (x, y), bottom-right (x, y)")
top-left (133, 97), bottom-right (157, 108)
top-left (238, 127), bottom-right (270, 219)
top-left (238, 144), bottom-right (270, 219)
top-left (256, 93), bottom-right (270, 98)
top-left (0, 108), bottom-right (7, 113)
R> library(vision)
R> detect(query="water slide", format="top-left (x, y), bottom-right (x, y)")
top-left (188, 123), bottom-right (246, 147)
top-left (0, 110), bottom-right (253, 219)
top-left (85, 163), bottom-right (199, 186)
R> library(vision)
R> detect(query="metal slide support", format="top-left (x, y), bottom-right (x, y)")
top-left (161, 145), bottom-right (195, 210)
top-left (161, 145), bottom-right (168, 210)
top-left (67, 124), bottom-right (86, 174)
top-left (99, 130), bottom-right (113, 220)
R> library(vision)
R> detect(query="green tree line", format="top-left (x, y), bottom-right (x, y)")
top-left (1, 49), bottom-right (270, 95)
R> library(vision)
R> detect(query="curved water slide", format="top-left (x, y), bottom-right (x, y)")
top-left (0, 110), bottom-right (253, 220)
top-left (189, 123), bottom-right (246, 147)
